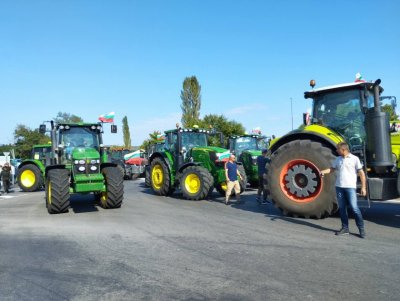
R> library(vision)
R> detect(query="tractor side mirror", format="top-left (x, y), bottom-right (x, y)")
top-left (39, 124), bottom-right (46, 134)
top-left (111, 125), bottom-right (117, 133)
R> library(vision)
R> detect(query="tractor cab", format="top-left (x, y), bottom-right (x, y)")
top-left (57, 124), bottom-right (103, 165)
top-left (228, 135), bottom-right (269, 157)
top-left (227, 134), bottom-right (269, 186)
top-left (31, 144), bottom-right (52, 167)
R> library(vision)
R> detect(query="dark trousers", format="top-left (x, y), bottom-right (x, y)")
top-left (2, 179), bottom-right (10, 193)
top-left (257, 175), bottom-right (266, 200)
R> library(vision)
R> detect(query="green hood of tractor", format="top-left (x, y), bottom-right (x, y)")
top-left (191, 146), bottom-right (231, 161)
top-left (242, 149), bottom-right (261, 157)
top-left (71, 147), bottom-right (101, 160)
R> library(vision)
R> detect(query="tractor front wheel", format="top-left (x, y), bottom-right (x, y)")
top-left (99, 167), bottom-right (124, 209)
top-left (264, 139), bottom-right (337, 218)
top-left (180, 166), bottom-right (213, 200)
top-left (17, 164), bottom-right (43, 192)
top-left (150, 157), bottom-right (173, 196)
top-left (46, 169), bottom-right (70, 214)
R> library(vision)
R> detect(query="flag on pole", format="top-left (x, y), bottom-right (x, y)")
top-left (99, 112), bottom-right (115, 123)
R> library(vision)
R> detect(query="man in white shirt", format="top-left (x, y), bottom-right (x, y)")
top-left (320, 142), bottom-right (366, 238)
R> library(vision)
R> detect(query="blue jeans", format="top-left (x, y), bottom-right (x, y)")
top-left (335, 187), bottom-right (364, 230)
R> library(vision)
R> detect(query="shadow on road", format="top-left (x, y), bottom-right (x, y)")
top-left (69, 194), bottom-right (99, 213)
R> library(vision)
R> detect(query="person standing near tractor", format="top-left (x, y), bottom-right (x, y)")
top-left (320, 142), bottom-right (367, 238)
top-left (1, 162), bottom-right (12, 193)
top-left (256, 149), bottom-right (270, 205)
top-left (225, 154), bottom-right (243, 205)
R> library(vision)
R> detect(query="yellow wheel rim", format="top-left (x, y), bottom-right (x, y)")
top-left (184, 173), bottom-right (201, 194)
top-left (100, 191), bottom-right (107, 206)
top-left (151, 164), bottom-right (164, 190)
top-left (47, 182), bottom-right (52, 205)
top-left (21, 170), bottom-right (36, 188)
top-left (221, 181), bottom-right (227, 191)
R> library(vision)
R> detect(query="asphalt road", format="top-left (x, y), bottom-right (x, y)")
top-left (0, 180), bottom-right (399, 301)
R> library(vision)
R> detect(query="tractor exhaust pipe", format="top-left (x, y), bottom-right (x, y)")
top-left (373, 79), bottom-right (381, 112)
top-left (365, 79), bottom-right (393, 172)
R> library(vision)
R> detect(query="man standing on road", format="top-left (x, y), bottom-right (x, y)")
top-left (256, 149), bottom-right (270, 205)
top-left (1, 162), bottom-right (12, 194)
top-left (320, 142), bottom-right (367, 238)
top-left (225, 154), bottom-right (243, 205)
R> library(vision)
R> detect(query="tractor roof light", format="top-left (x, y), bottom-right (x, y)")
top-left (65, 125), bottom-right (70, 130)
top-left (91, 125), bottom-right (96, 130)
top-left (59, 125), bottom-right (64, 130)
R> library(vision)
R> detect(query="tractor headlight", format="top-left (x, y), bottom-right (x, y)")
top-left (90, 165), bottom-right (98, 171)
top-left (78, 166), bottom-right (85, 172)
top-left (90, 159), bottom-right (98, 164)
top-left (79, 160), bottom-right (85, 165)
top-left (74, 160), bottom-right (79, 164)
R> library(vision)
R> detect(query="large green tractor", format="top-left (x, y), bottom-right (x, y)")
top-left (265, 79), bottom-right (399, 218)
top-left (39, 121), bottom-right (124, 214)
top-left (227, 134), bottom-right (270, 186)
top-left (17, 144), bottom-right (52, 192)
top-left (148, 127), bottom-right (247, 200)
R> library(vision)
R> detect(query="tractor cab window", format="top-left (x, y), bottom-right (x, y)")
top-left (60, 126), bottom-right (100, 162)
top-left (313, 89), bottom-right (365, 150)
top-left (181, 132), bottom-right (208, 150)
top-left (257, 138), bottom-right (269, 150)
top-left (234, 137), bottom-right (258, 155)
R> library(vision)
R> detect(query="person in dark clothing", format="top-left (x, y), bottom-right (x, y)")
top-left (256, 149), bottom-right (270, 204)
top-left (1, 162), bottom-right (12, 193)
top-left (225, 154), bottom-right (243, 205)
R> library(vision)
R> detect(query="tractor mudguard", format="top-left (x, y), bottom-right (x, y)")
top-left (18, 160), bottom-right (46, 175)
top-left (269, 125), bottom-right (344, 155)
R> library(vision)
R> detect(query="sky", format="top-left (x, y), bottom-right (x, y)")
top-left (1, 0), bottom-right (399, 147)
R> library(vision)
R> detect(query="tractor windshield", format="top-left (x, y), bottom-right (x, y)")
top-left (182, 132), bottom-right (208, 150)
top-left (233, 137), bottom-right (259, 155)
top-left (312, 89), bottom-right (365, 149)
top-left (59, 126), bottom-right (100, 162)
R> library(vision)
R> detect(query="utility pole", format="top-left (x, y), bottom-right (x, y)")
top-left (290, 97), bottom-right (293, 130)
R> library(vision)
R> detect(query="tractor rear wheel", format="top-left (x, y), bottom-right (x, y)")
top-left (264, 139), bottom-right (337, 218)
top-left (99, 167), bottom-right (124, 209)
top-left (145, 166), bottom-right (151, 187)
top-left (215, 165), bottom-right (247, 197)
top-left (17, 164), bottom-right (43, 192)
top-left (150, 157), bottom-right (172, 196)
top-left (46, 169), bottom-right (70, 214)
top-left (180, 166), bottom-right (213, 200)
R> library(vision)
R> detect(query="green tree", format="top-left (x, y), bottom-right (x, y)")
top-left (200, 114), bottom-right (245, 146)
top-left (54, 112), bottom-right (83, 123)
top-left (122, 116), bottom-right (132, 149)
top-left (14, 124), bottom-right (50, 159)
top-left (180, 76), bottom-right (201, 127)
top-left (141, 131), bottom-right (162, 150)
top-left (382, 104), bottom-right (399, 120)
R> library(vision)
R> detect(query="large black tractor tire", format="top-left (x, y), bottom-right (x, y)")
top-left (46, 169), bottom-right (70, 214)
top-left (99, 167), bottom-right (124, 209)
top-left (150, 157), bottom-right (173, 196)
top-left (180, 166), bottom-right (214, 200)
top-left (215, 164), bottom-right (247, 197)
top-left (264, 139), bottom-right (337, 219)
top-left (145, 166), bottom-right (151, 187)
top-left (17, 164), bottom-right (43, 192)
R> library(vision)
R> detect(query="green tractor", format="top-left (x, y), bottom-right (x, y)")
top-left (39, 121), bottom-right (124, 214)
top-left (265, 78), bottom-right (400, 218)
top-left (148, 127), bottom-right (247, 200)
top-left (17, 144), bottom-right (52, 192)
top-left (227, 134), bottom-right (270, 186)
